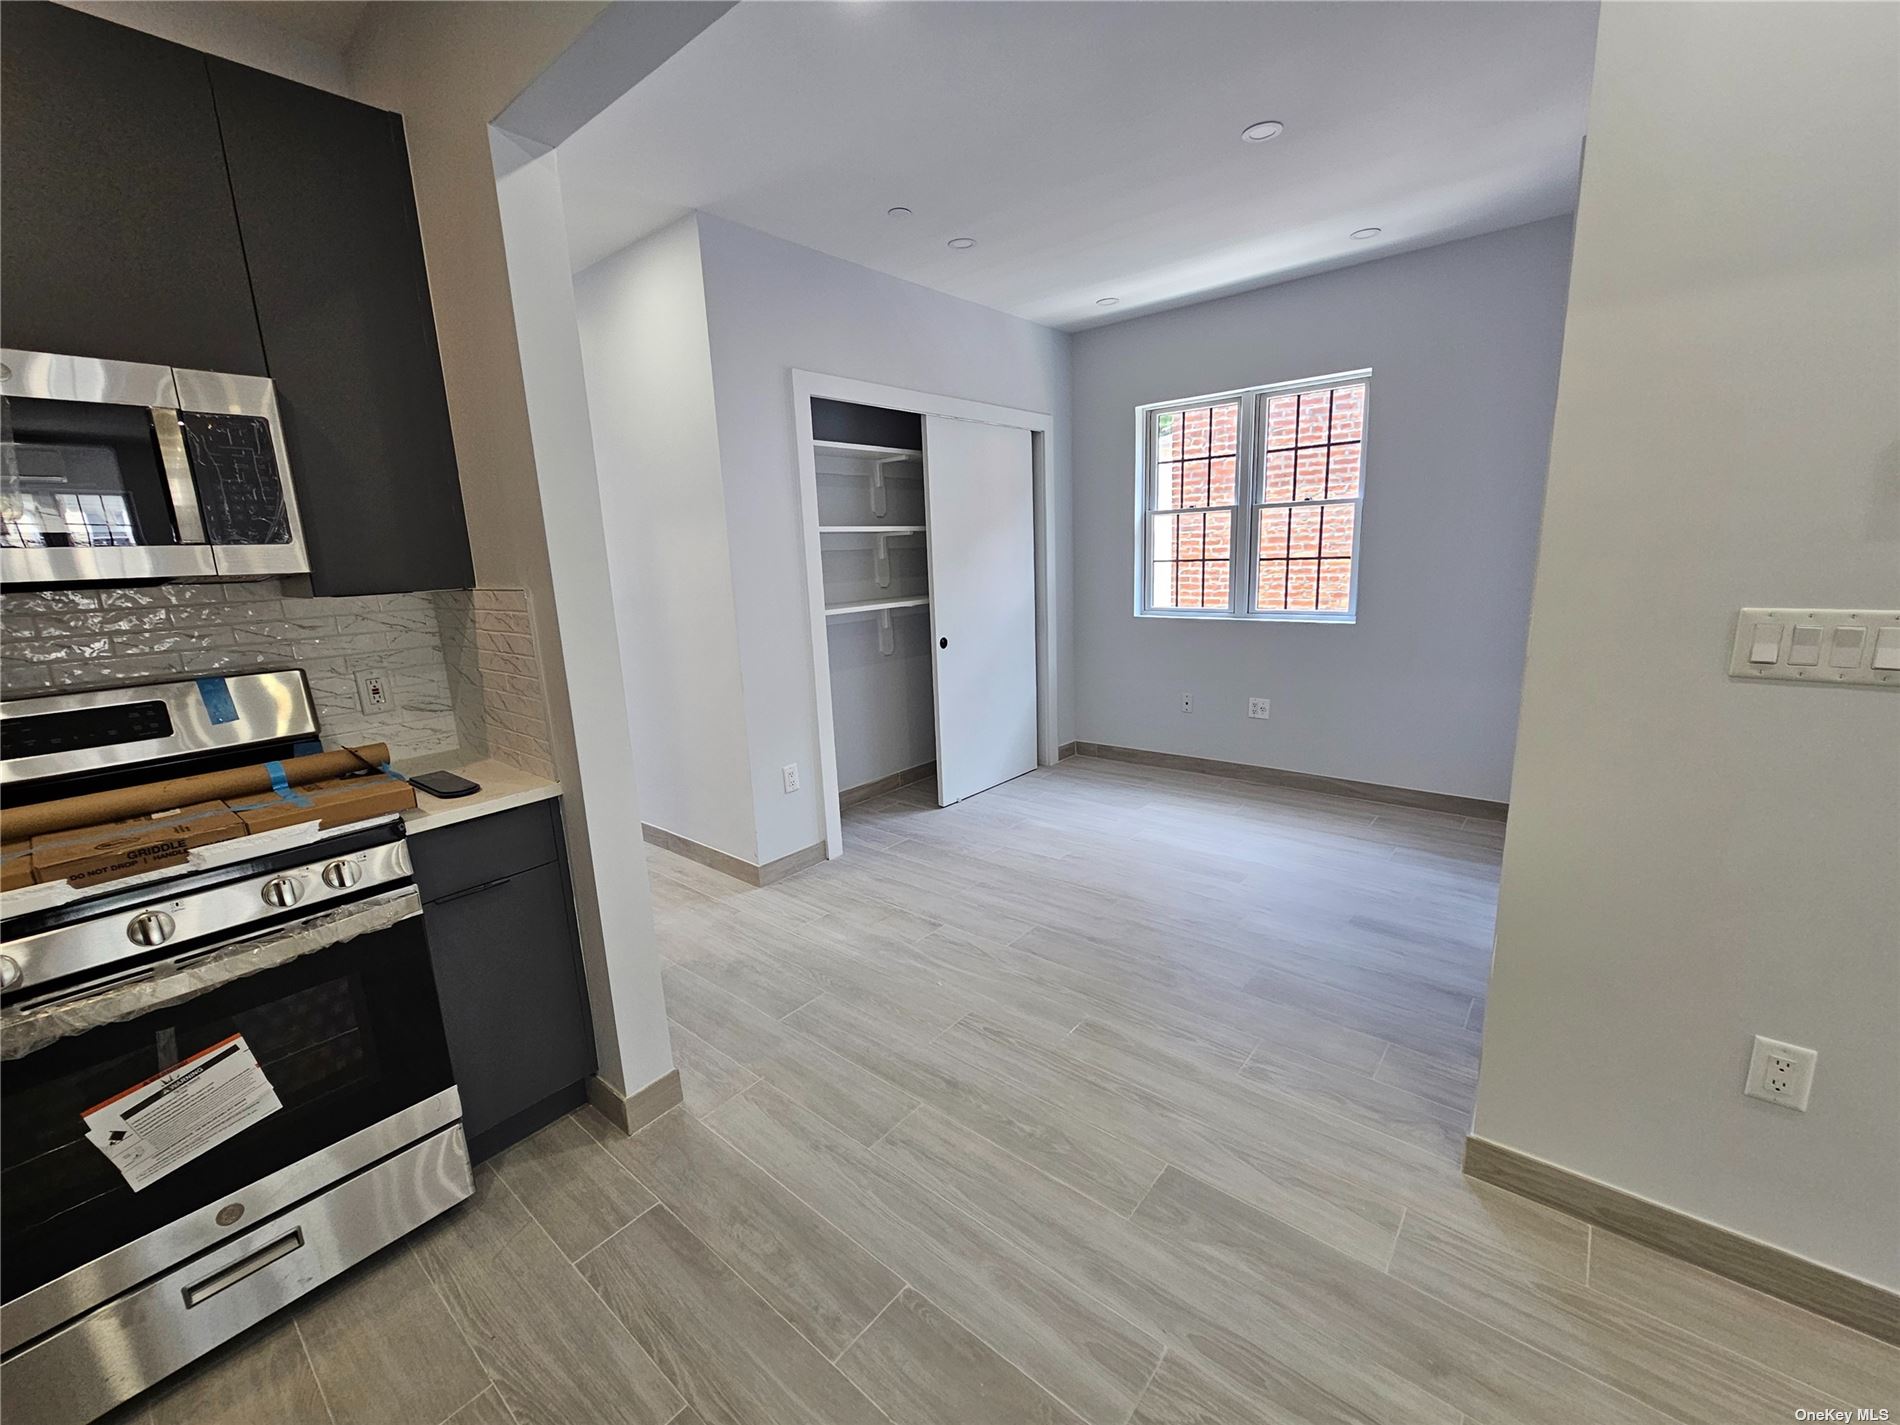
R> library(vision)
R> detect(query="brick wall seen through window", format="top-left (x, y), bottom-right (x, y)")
top-left (1141, 372), bottom-right (1368, 620)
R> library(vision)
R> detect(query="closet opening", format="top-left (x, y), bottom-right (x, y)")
top-left (794, 374), bottom-right (1057, 860)
top-left (813, 398), bottom-right (938, 812)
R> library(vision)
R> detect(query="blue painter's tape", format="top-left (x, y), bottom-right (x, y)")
top-left (196, 676), bottom-right (239, 725)
top-left (264, 760), bottom-right (312, 808)
top-left (378, 763), bottom-right (409, 783)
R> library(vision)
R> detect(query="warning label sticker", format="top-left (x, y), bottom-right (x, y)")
top-left (83, 1033), bottom-right (282, 1191)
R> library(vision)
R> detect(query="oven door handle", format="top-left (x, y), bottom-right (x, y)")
top-left (150, 406), bottom-right (208, 546)
top-left (181, 1228), bottom-right (304, 1308)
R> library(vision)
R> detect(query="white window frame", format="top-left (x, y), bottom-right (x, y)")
top-left (1135, 368), bottom-right (1370, 623)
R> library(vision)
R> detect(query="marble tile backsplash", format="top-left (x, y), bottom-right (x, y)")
top-left (0, 579), bottom-right (460, 759)
top-left (435, 589), bottom-right (558, 781)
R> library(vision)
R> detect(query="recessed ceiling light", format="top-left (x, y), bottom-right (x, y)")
top-left (1240, 120), bottom-right (1284, 143)
top-left (887, 206), bottom-right (912, 217)
top-left (1096, 297), bottom-right (1120, 307)
top-left (1350, 227), bottom-right (1382, 240)
top-left (947, 237), bottom-right (976, 250)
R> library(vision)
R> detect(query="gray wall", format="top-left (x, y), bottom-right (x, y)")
top-left (696, 214), bottom-right (1074, 863)
top-left (1070, 216), bottom-right (1574, 802)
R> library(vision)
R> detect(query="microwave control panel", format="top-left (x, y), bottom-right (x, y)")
top-left (178, 412), bottom-right (291, 546)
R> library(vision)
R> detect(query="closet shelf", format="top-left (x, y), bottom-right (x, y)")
top-left (815, 440), bottom-right (922, 460)
top-left (819, 524), bottom-right (925, 535)
top-left (825, 594), bottom-right (930, 617)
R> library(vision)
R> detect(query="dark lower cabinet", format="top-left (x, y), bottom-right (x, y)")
top-left (410, 802), bottom-right (595, 1161)
top-left (0, 3), bottom-right (266, 375)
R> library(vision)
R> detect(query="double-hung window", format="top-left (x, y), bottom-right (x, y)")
top-left (1141, 371), bottom-right (1369, 621)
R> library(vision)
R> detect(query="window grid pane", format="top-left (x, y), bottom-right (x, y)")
top-left (1249, 378), bottom-right (1366, 616)
top-left (1256, 501), bottom-right (1354, 613)
top-left (1151, 402), bottom-right (1241, 513)
top-left (1151, 508), bottom-right (1232, 610)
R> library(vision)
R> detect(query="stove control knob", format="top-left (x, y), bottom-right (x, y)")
top-left (127, 911), bottom-right (176, 947)
top-left (260, 876), bottom-right (303, 909)
top-left (321, 859), bottom-right (362, 891)
top-left (0, 955), bottom-right (22, 990)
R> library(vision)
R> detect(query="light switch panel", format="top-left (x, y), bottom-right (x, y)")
top-left (1728, 609), bottom-right (1900, 688)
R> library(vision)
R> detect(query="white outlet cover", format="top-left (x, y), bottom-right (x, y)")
top-left (1248, 697), bottom-right (1270, 719)
top-left (1744, 1035), bottom-right (1817, 1111)
top-left (1181, 694), bottom-right (1193, 714)
top-left (782, 762), bottom-right (800, 794)
top-left (354, 668), bottom-right (392, 714)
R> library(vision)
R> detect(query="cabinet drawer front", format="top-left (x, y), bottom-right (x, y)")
top-left (410, 802), bottom-right (558, 903)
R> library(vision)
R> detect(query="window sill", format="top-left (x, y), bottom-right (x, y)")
top-left (1137, 609), bottom-right (1356, 626)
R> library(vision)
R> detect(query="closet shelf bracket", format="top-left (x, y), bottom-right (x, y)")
top-left (874, 533), bottom-right (891, 588)
top-left (878, 609), bottom-right (895, 656)
top-left (868, 453), bottom-right (910, 517)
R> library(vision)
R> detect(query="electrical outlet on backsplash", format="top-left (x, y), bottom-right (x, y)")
top-left (0, 580), bottom-right (555, 775)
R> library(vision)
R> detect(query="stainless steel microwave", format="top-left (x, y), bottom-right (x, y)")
top-left (0, 349), bottom-right (309, 585)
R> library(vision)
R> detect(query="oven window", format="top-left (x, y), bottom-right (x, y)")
top-left (0, 397), bottom-right (175, 549)
top-left (1, 913), bottom-right (453, 1303)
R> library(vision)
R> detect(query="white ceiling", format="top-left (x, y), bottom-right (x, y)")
top-left (556, 1), bottom-right (1599, 330)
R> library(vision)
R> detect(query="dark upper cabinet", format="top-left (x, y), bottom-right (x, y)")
top-left (208, 60), bottom-right (473, 595)
top-left (0, 3), bottom-right (267, 374)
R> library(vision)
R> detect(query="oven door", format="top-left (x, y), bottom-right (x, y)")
top-left (0, 351), bottom-right (216, 585)
top-left (0, 888), bottom-right (457, 1344)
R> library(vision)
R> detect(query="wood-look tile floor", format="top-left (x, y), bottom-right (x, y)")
top-left (105, 758), bottom-right (1897, 1425)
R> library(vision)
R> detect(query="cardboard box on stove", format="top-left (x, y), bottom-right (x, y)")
top-left (228, 773), bottom-right (416, 835)
top-left (2, 840), bottom-right (34, 892)
top-left (28, 801), bottom-right (245, 887)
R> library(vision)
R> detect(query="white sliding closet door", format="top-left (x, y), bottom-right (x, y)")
top-left (922, 415), bottom-right (1037, 806)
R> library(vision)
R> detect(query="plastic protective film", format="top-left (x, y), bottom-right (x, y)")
top-left (0, 889), bottom-right (419, 1061)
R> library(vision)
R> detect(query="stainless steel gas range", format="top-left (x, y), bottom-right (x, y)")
top-left (0, 672), bottom-right (471, 1424)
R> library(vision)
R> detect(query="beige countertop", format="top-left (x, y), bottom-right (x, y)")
top-left (396, 756), bottom-right (562, 836)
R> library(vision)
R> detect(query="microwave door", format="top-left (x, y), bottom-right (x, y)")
top-left (0, 351), bottom-right (216, 584)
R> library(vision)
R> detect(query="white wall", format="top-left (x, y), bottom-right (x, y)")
top-left (489, 133), bottom-right (673, 1097)
top-left (693, 215), bottom-right (1074, 863)
top-left (1475, 3), bottom-right (1900, 1289)
top-left (575, 216), bottom-right (760, 862)
top-left (1069, 217), bottom-right (1574, 803)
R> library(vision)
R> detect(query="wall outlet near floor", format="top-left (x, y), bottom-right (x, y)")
top-left (782, 762), bottom-right (801, 794)
top-left (1248, 697), bottom-right (1271, 719)
top-left (1744, 1035), bottom-right (1817, 1111)
top-left (1181, 693), bottom-right (1193, 714)
top-left (354, 668), bottom-right (392, 714)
